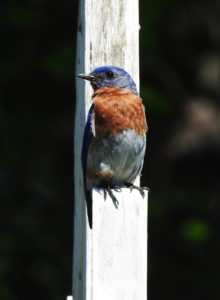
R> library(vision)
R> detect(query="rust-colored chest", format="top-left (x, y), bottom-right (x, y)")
top-left (92, 88), bottom-right (147, 136)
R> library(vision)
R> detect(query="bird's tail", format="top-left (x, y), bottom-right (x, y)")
top-left (85, 189), bottom-right (93, 229)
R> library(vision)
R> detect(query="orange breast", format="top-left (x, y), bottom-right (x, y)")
top-left (93, 88), bottom-right (147, 136)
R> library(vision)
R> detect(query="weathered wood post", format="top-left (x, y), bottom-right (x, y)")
top-left (72, 0), bottom-right (148, 299)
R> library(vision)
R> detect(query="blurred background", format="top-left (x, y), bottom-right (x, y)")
top-left (1, 0), bottom-right (220, 299)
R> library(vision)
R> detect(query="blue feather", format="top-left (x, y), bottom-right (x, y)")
top-left (81, 103), bottom-right (94, 228)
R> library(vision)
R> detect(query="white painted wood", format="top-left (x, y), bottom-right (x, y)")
top-left (74, 0), bottom-right (148, 299)
top-left (93, 188), bottom-right (148, 300)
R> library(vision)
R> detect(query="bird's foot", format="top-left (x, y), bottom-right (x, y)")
top-left (103, 186), bottom-right (120, 208)
top-left (125, 183), bottom-right (150, 198)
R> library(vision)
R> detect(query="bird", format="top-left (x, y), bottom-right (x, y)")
top-left (77, 66), bottom-right (148, 228)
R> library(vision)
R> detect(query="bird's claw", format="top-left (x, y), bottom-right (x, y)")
top-left (103, 189), bottom-right (107, 201)
top-left (103, 186), bottom-right (119, 208)
top-left (125, 183), bottom-right (149, 198)
top-left (113, 186), bottom-right (122, 193)
top-left (107, 187), bottom-right (119, 208)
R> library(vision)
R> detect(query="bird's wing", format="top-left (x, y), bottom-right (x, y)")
top-left (81, 103), bottom-right (94, 228)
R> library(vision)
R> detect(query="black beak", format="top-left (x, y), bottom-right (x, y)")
top-left (77, 74), bottom-right (96, 81)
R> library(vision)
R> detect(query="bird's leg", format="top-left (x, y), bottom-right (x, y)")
top-left (100, 180), bottom-right (121, 207)
top-left (102, 186), bottom-right (120, 208)
top-left (125, 183), bottom-right (150, 198)
top-left (103, 188), bottom-right (107, 201)
top-left (112, 186), bottom-right (122, 193)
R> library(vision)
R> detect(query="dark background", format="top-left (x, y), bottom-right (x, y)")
top-left (1, 0), bottom-right (220, 299)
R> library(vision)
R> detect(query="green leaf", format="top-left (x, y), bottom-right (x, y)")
top-left (38, 44), bottom-right (74, 80)
top-left (181, 218), bottom-right (211, 243)
top-left (141, 85), bottom-right (172, 115)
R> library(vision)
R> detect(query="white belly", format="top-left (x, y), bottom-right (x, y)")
top-left (86, 129), bottom-right (146, 188)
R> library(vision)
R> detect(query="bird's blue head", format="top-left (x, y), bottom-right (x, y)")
top-left (78, 66), bottom-right (138, 95)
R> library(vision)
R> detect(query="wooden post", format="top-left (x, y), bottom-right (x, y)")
top-left (73, 0), bottom-right (148, 299)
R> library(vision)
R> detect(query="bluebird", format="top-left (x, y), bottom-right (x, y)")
top-left (78, 66), bottom-right (148, 228)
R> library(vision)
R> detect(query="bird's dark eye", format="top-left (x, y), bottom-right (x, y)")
top-left (106, 70), bottom-right (114, 78)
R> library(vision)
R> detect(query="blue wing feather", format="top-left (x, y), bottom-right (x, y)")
top-left (81, 104), bottom-right (94, 228)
